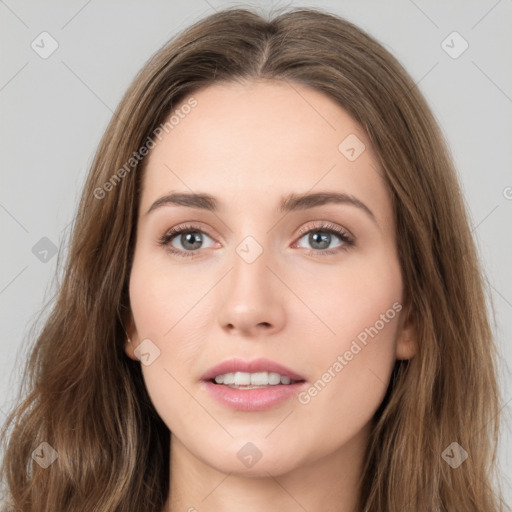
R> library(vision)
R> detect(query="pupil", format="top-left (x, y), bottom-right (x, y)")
top-left (182, 232), bottom-right (202, 250)
top-left (310, 232), bottom-right (330, 250)
top-left (179, 231), bottom-right (332, 251)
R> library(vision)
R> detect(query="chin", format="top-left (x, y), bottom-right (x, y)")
top-left (202, 440), bottom-right (303, 477)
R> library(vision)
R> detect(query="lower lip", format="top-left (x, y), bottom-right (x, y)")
top-left (202, 380), bottom-right (307, 411)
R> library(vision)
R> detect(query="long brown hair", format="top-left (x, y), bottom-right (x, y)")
top-left (1, 6), bottom-right (507, 511)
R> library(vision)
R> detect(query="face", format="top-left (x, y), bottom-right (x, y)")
top-left (126, 80), bottom-right (416, 477)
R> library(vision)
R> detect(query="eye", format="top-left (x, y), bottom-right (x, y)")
top-left (158, 221), bottom-right (355, 259)
top-left (293, 221), bottom-right (354, 256)
top-left (158, 223), bottom-right (216, 258)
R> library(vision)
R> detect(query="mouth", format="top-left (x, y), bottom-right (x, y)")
top-left (207, 371), bottom-right (306, 389)
top-left (201, 362), bottom-right (308, 411)
top-left (203, 372), bottom-right (307, 412)
top-left (201, 357), bottom-right (307, 387)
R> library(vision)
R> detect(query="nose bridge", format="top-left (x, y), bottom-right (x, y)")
top-left (216, 231), bottom-right (285, 334)
top-left (230, 232), bottom-right (274, 300)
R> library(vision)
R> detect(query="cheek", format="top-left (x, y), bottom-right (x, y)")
top-left (128, 249), bottom-right (206, 341)
top-left (128, 257), bottom-right (204, 432)
top-left (293, 249), bottom-right (403, 430)
top-left (126, 237), bottom-right (404, 472)
top-left (292, 244), bottom-right (403, 352)
top-left (128, 249), bottom-right (213, 387)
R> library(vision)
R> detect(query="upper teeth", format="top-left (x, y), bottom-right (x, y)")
top-left (214, 372), bottom-right (293, 386)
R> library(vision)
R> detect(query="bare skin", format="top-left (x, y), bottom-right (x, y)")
top-left (125, 80), bottom-right (417, 512)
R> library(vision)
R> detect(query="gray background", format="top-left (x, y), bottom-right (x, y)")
top-left (1, 0), bottom-right (511, 504)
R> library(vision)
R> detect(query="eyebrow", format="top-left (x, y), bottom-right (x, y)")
top-left (146, 191), bottom-right (376, 223)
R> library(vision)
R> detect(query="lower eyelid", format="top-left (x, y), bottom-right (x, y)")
top-left (294, 232), bottom-right (352, 251)
top-left (160, 224), bottom-right (354, 256)
top-left (166, 230), bottom-right (215, 250)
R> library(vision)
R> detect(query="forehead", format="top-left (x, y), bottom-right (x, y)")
top-left (139, 80), bottom-right (389, 220)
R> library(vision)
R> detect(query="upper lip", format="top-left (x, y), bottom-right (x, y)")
top-left (201, 358), bottom-right (306, 382)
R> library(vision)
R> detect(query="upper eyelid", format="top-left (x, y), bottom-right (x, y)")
top-left (296, 221), bottom-right (353, 238)
top-left (160, 222), bottom-right (354, 260)
top-left (164, 221), bottom-right (352, 244)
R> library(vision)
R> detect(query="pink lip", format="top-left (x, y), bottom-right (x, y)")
top-left (201, 380), bottom-right (307, 411)
top-left (200, 357), bottom-right (306, 382)
top-left (200, 358), bottom-right (307, 412)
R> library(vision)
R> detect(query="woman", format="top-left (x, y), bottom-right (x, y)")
top-left (1, 6), bottom-right (507, 511)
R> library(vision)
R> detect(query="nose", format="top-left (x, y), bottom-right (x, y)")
top-left (216, 242), bottom-right (286, 338)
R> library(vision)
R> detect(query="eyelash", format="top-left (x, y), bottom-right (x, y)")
top-left (158, 221), bottom-right (355, 259)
